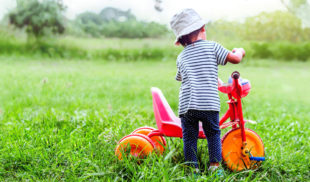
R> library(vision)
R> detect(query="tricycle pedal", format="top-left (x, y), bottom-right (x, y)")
top-left (249, 156), bottom-right (265, 161)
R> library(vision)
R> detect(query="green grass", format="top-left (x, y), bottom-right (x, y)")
top-left (0, 57), bottom-right (309, 181)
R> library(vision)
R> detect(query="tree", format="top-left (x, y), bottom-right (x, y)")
top-left (281, 0), bottom-right (310, 27)
top-left (73, 7), bottom-right (168, 38)
top-left (206, 11), bottom-right (310, 42)
top-left (243, 11), bottom-right (307, 42)
top-left (99, 7), bottom-right (136, 22)
top-left (8, 0), bottom-right (66, 39)
top-left (76, 12), bottom-right (102, 25)
top-left (75, 12), bottom-right (102, 37)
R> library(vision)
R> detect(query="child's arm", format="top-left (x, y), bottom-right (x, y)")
top-left (225, 48), bottom-right (245, 64)
top-left (175, 69), bottom-right (182, 81)
top-left (175, 58), bottom-right (182, 81)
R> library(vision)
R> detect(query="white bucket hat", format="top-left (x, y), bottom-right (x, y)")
top-left (170, 9), bottom-right (206, 44)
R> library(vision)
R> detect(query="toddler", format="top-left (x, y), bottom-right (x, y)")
top-left (170, 9), bottom-right (245, 172)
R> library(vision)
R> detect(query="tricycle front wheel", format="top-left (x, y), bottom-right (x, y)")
top-left (221, 128), bottom-right (265, 171)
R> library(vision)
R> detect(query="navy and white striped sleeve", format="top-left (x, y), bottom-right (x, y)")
top-left (175, 68), bottom-right (182, 81)
top-left (175, 60), bottom-right (182, 81)
top-left (214, 42), bottom-right (229, 65)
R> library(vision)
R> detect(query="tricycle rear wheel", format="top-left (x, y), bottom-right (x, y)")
top-left (132, 127), bottom-right (166, 154)
top-left (115, 134), bottom-right (155, 160)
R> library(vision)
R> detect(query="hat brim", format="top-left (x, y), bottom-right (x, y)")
top-left (174, 19), bottom-right (206, 44)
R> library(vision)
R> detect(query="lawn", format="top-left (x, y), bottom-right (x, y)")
top-left (0, 57), bottom-right (309, 181)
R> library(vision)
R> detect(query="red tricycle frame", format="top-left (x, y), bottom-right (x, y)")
top-left (115, 71), bottom-right (265, 171)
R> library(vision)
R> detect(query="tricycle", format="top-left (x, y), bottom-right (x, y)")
top-left (115, 71), bottom-right (265, 171)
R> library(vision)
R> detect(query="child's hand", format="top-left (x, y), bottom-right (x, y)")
top-left (226, 48), bottom-right (245, 64)
top-left (232, 48), bottom-right (245, 57)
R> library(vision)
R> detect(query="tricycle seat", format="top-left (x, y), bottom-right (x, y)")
top-left (151, 87), bottom-right (206, 138)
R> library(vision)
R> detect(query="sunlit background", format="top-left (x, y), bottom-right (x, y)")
top-left (0, 0), bottom-right (309, 59)
top-left (0, 0), bottom-right (309, 181)
top-left (0, 0), bottom-right (287, 23)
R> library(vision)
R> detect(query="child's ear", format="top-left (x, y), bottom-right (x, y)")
top-left (201, 26), bottom-right (206, 32)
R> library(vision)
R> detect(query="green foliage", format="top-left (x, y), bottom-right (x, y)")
top-left (289, 0), bottom-right (307, 7)
top-left (243, 11), bottom-right (309, 41)
top-left (0, 36), bottom-right (179, 61)
top-left (207, 11), bottom-right (310, 42)
top-left (248, 41), bottom-right (310, 61)
top-left (281, 0), bottom-right (310, 27)
top-left (2, 8), bottom-right (310, 62)
top-left (206, 20), bottom-right (243, 42)
top-left (73, 7), bottom-right (168, 38)
top-left (0, 59), bottom-right (309, 180)
top-left (77, 12), bottom-right (103, 25)
top-left (8, 0), bottom-right (66, 38)
top-left (0, 35), bottom-right (310, 61)
top-left (98, 7), bottom-right (136, 22)
top-left (100, 20), bottom-right (168, 38)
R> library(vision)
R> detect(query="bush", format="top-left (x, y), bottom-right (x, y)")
top-left (100, 20), bottom-right (168, 38)
top-left (0, 35), bottom-right (309, 62)
top-left (251, 42), bottom-right (273, 59)
top-left (250, 42), bottom-right (310, 61)
top-left (206, 11), bottom-right (310, 43)
top-left (0, 37), bottom-right (179, 61)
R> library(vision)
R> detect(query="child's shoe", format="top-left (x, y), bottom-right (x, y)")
top-left (208, 166), bottom-right (224, 178)
top-left (193, 168), bottom-right (201, 179)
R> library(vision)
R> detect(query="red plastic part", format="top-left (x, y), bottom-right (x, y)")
top-left (115, 71), bottom-right (265, 171)
top-left (218, 77), bottom-right (251, 98)
top-left (148, 129), bottom-right (167, 146)
top-left (150, 75), bottom-right (253, 140)
top-left (151, 87), bottom-right (206, 139)
top-left (132, 127), bottom-right (167, 146)
top-left (132, 126), bottom-right (156, 134)
top-left (131, 127), bottom-right (167, 151)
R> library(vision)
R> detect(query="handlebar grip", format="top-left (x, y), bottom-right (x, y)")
top-left (231, 71), bottom-right (240, 80)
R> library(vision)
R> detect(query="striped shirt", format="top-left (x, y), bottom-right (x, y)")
top-left (175, 40), bottom-right (229, 115)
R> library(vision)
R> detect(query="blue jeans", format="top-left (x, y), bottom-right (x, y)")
top-left (180, 110), bottom-right (222, 168)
